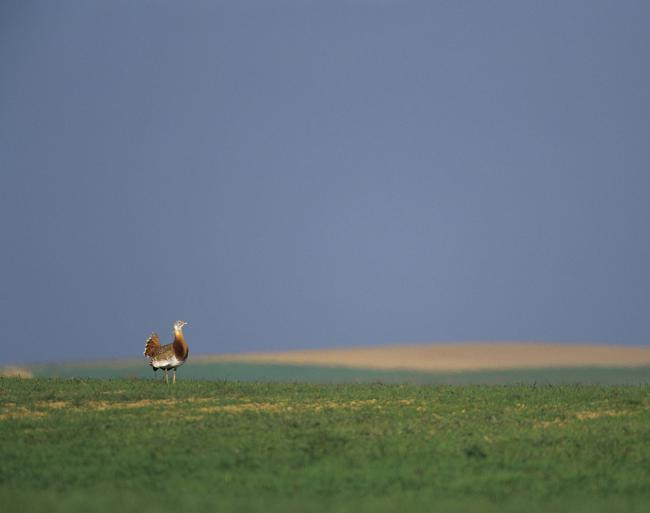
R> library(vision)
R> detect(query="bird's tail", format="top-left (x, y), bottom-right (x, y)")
top-left (144, 332), bottom-right (161, 357)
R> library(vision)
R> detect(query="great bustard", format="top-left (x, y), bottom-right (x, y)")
top-left (143, 320), bottom-right (189, 384)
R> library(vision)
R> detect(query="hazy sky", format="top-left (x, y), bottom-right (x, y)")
top-left (1, 1), bottom-right (648, 364)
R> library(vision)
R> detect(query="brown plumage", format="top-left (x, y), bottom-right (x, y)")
top-left (144, 333), bottom-right (161, 357)
top-left (143, 320), bottom-right (189, 384)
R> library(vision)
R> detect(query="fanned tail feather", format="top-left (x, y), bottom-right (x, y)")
top-left (144, 332), bottom-right (160, 357)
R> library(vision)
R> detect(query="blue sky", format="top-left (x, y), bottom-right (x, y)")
top-left (1, 1), bottom-right (648, 364)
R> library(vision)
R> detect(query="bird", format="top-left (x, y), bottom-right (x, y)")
top-left (143, 320), bottom-right (189, 384)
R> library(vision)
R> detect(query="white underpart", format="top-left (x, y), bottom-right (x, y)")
top-left (150, 355), bottom-right (185, 370)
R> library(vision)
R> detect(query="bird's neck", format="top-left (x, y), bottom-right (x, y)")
top-left (172, 328), bottom-right (188, 358)
top-left (173, 328), bottom-right (186, 345)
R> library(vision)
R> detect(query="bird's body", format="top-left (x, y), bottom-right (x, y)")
top-left (144, 320), bottom-right (189, 383)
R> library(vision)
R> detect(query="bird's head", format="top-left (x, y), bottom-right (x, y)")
top-left (173, 320), bottom-right (188, 332)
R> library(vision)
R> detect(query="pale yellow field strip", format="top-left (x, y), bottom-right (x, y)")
top-left (199, 343), bottom-right (650, 371)
top-left (3, 396), bottom-right (647, 428)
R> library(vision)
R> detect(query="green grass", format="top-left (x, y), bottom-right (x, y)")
top-left (30, 360), bottom-right (650, 385)
top-left (1, 379), bottom-right (649, 512)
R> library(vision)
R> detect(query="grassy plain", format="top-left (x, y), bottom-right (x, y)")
top-left (29, 360), bottom-right (650, 385)
top-left (2, 378), bottom-right (650, 513)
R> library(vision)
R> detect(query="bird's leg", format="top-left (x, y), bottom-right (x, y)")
top-left (164, 369), bottom-right (169, 384)
top-left (173, 368), bottom-right (177, 384)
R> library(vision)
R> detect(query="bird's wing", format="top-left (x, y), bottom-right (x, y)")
top-left (143, 332), bottom-right (161, 357)
top-left (155, 343), bottom-right (176, 359)
top-left (149, 343), bottom-right (177, 367)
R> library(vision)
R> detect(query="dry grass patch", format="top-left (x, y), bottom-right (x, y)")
top-left (198, 402), bottom-right (285, 414)
top-left (307, 399), bottom-right (379, 411)
top-left (575, 410), bottom-right (629, 420)
top-left (35, 401), bottom-right (69, 409)
top-left (535, 409), bottom-right (632, 428)
top-left (74, 397), bottom-right (214, 411)
top-left (195, 398), bottom-right (385, 415)
top-left (0, 366), bottom-right (33, 378)
top-left (0, 407), bottom-right (48, 421)
top-left (81, 399), bottom-right (180, 411)
top-left (0, 396), bottom-right (462, 422)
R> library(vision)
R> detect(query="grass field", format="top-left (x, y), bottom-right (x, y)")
top-left (26, 360), bottom-right (650, 385)
top-left (2, 378), bottom-right (649, 513)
